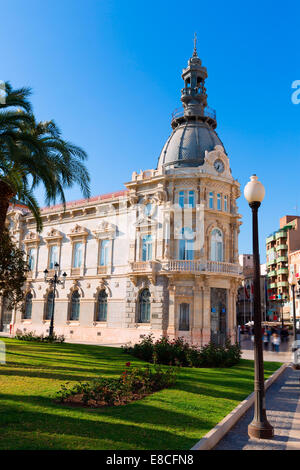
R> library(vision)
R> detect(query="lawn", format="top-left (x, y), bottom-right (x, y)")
top-left (0, 338), bottom-right (280, 450)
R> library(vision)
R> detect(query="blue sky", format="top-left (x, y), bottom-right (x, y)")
top-left (1, 0), bottom-right (300, 260)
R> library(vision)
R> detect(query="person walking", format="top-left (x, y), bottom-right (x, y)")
top-left (272, 333), bottom-right (281, 353)
top-left (263, 331), bottom-right (269, 351)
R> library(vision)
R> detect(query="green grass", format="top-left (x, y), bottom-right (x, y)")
top-left (0, 338), bottom-right (281, 450)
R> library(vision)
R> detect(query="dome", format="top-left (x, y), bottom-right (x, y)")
top-left (157, 121), bottom-right (224, 169)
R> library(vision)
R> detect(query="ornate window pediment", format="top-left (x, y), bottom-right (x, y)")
top-left (68, 224), bottom-right (89, 239)
top-left (44, 228), bottom-right (63, 243)
top-left (93, 221), bottom-right (116, 240)
top-left (24, 231), bottom-right (40, 245)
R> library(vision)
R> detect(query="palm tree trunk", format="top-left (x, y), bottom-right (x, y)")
top-left (0, 180), bottom-right (14, 233)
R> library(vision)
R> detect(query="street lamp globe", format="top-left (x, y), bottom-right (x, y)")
top-left (244, 175), bottom-right (265, 204)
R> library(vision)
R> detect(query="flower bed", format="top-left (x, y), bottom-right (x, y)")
top-left (15, 331), bottom-right (65, 343)
top-left (55, 363), bottom-right (178, 407)
top-left (123, 335), bottom-right (241, 368)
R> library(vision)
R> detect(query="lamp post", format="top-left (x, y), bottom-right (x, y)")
top-left (44, 263), bottom-right (67, 338)
top-left (244, 175), bottom-right (274, 439)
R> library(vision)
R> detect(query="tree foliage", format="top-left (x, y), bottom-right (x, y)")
top-left (0, 229), bottom-right (28, 311)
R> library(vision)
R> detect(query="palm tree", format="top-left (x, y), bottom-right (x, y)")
top-left (0, 82), bottom-right (90, 232)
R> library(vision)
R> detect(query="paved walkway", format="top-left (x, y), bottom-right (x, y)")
top-left (214, 365), bottom-right (300, 450)
top-left (241, 335), bottom-right (293, 363)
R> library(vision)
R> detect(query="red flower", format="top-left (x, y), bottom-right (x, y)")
top-left (125, 362), bottom-right (131, 367)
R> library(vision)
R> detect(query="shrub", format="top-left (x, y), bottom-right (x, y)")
top-left (15, 331), bottom-right (65, 343)
top-left (123, 334), bottom-right (241, 368)
top-left (56, 363), bottom-right (178, 407)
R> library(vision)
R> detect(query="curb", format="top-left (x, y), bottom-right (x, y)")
top-left (191, 362), bottom-right (288, 451)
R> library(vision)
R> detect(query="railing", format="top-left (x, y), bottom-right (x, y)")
top-left (129, 260), bottom-right (241, 275)
top-left (171, 106), bottom-right (216, 121)
top-left (130, 261), bottom-right (155, 272)
top-left (166, 260), bottom-right (241, 275)
top-left (181, 85), bottom-right (205, 96)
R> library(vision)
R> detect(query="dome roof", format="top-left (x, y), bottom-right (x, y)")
top-left (157, 121), bottom-right (224, 169)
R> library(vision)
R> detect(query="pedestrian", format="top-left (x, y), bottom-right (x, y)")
top-left (272, 333), bottom-right (281, 353)
top-left (263, 331), bottom-right (269, 351)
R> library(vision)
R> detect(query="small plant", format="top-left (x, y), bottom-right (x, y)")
top-left (123, 334), bottom-right (241, 368)
top-left (15, 331), bottom-right (65, 343)
top-left (55, 363), bottom-right (178, 407)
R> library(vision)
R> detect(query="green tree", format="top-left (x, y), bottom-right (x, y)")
top-left (0, 229), bottom-right (28, 314)
top-left (0, 82), bottom-right (90, 233)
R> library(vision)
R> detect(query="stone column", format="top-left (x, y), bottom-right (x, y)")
top-left (202, 278), bottom-right (211, 345)
top-left (191, 277), bottom-right (202, 345)
top-left (167, 282), bottom-right (176, 339)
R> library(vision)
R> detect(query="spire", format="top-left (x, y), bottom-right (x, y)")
top-left (193, 32), bottom-right (198, 57)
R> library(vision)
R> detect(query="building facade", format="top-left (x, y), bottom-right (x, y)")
top-left (1, 47), bottom-right (242, 345)
top-left (266, 215), bottom-right (300, 322)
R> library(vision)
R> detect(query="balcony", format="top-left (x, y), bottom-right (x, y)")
top-left (130, 261), bottom-right (158, 273)
top-left (277, 268), bottom-right (288, 275)
top-left (266, 234), bottom-right (276, 243)
top-left (277, 256), bottom-right (288, 263)
top-left (275, 231), bottom-right (287, 239)
top-left (165, 260), bottom-right (241, 275)
top-left (276, 244), bottom-right (288, 251)
top-left (267, 270), bottom-right (277, 277)
top-left (277, 281), bottom-right (289, 287)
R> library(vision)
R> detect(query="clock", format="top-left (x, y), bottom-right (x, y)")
top-left (214, 159), bottom-right (224, 173)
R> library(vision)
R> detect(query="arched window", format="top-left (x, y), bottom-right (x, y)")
top-left (211, 229), bottom-right (224, 262)
top-left (179, 303), bottom-right (190, 331)
top-left (70, 291), bottom-right (80, 321)
top-left (142, 234), bottom-right (152, 261)
top-left (24, 293), bottom-right (32, 319)
top-left (96, 290), bottom-right (107, 321)
top-left (138, 288), bottom-right (151, 323)
top-left (179, 227), bottom-right (194, 260)
top-left (45, 291), bottom-right (54, 320)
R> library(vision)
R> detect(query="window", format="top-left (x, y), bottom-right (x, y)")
top-left (28, 248), bottom-right (36, 271)
top-left (45, 291), bottom-right (54, 320)
top-left (70, 291), bottom-right (80, 321)
top-left (144, 203), bottom-right (152, 216)
top-left (96, 290), bottom-right (107, 321)
top-left (138, 288), bottom-right (151, 323)
top-left (73, 242), bottom-right (83, 268)
top-left (24, 293), bottom-right (32, 319)
top-left (224, 195), bottom-right (228, 212)
top-left (211, 229), bottom-right (224, 262)
top-left (179, 227), bottom-right (194, 260)
top-left (217, 194), bottom-right (221, 211)
top-left (142, 234), bottom-right (152, 261)
top-left (188, 191), bottom-right (195, 208)
top-left (179, 303), bottom-right (190, 331)
top-left (209, 192), bottom-right (214, 209)
top-left (49, 245), bottom-right (58, 269)
top-left (178, 191), bottom-right (184, 209)
top-left (100, 240), bottom-right (109, 266)
top-left (178, 190), bottom-right (195, 208)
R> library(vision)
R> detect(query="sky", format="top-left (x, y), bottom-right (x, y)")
top-left (1, 0), bottom-right (300, 261)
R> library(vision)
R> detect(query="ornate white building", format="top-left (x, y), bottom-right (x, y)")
top-left (2, 46), bottom-right (242, 345)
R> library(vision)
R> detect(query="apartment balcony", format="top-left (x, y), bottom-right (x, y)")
top-left (276, 244), bottom-right (288, 251)
top-left (267, 270), bottom-right (277, 277)
top-left (277, 281), bottom-right (289, 287)
top-left (277, 267), bottom-right (288, 275)
top-left (266, 234), bottom-right (276, 243)
top-left (269, 283), bottom-right (277, 289)
top-left (130, 261), bottom-right (158, 273)
top-left (275, 231), bottom-right (287, 240)
top-left (277, 255), bottom-right (288, 263)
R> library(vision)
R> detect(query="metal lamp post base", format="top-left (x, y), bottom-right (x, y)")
top-left (248, 419), bottom-right (274, 439)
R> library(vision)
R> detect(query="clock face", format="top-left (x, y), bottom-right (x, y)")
top-left (214, 159), bottom-right (224, 173)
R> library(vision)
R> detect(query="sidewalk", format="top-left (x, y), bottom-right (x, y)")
top-left (241, 335), bottom-right (292, 363)
top-left (214, 365), bottom-right (300, 450)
